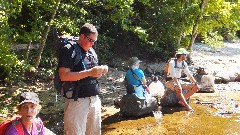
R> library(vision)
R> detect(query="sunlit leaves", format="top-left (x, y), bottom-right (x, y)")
top-left (203, 31), bottom-right (224, 48)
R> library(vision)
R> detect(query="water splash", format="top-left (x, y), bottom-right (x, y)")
top-left (152, 111), bottom-right (163, 123)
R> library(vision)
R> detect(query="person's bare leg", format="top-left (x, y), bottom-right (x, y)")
top-left (175, 87), bottom-right (194, 112)
top-left (182, 84), bottom-right (199, 100)
top-left (166, 81), bottom-right (194, 111)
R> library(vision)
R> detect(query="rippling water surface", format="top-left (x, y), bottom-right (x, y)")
top-left (102, 85), bottom-right (240, 135)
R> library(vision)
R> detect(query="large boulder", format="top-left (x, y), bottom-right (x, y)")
top-left (120, 94), bottom-right (158, 117)
top-left (214, 65), bottom-right (240, 83)
top-left (160, 89), bottom-right (188, 107)
top-left (199, 75), bottom-right (215, 92)
top-left (194, 67), bottom-right (215, 92)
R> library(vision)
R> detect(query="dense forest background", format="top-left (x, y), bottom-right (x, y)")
top-left (0, 0), bottom-right (240, 85)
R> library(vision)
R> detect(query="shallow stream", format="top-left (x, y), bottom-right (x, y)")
top-left (1, 84), bottom-right (240, 135)
top-left (101, 84), bottom-right (240, 135)
top-left (41, 85), bottom-right (240, 135)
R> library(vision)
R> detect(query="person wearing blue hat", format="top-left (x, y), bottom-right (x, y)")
top-left (165, 48), bottom-right (199, 112)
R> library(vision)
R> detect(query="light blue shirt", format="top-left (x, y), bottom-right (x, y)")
top-left (126, 68), bottom-right (147, 99)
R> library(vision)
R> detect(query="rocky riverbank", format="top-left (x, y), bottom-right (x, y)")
top-left (1, 42), bottom-right (240, 135)
top-left (100, 42), bottom-right (240, 108)
top-left (100, 42), bottom-right (240, 135)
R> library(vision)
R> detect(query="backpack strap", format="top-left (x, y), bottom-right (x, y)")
top-left (174, 58), bottom-right (177, 68)
top-left (173, 58), bottom-right (185, 69)
top-left (34, 117), bottom-right (44, 134)
top-left (130, 70), bottom-right (141, 84)
top-left (72, 43), bottom-right (85, 101)
top-left (72, 43), bottom-right (86, 69)
top-left (182, 60), bottom-right (185, 68)
top-left (130, 69), bottom-right (149, 94)
top-left (11, 119), bottom-right (24, 135)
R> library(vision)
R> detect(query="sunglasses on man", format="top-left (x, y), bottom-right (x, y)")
top-left (84, 34), bottom-right (96, 42)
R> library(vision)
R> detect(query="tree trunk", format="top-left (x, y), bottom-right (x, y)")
top-left (177, 32), bottom-right (183, 46)
top-left (177, 0), bottom-right (189, 46)
top-left (34, 0), bottom-right (61, 68)
top-left (188, 24), bottom-right (198, 51)
top-left (25, 41), bottom-right (31, 62)
top-left (188, 0), bottom-right (207, 51)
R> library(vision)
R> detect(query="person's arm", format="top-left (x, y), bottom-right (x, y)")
top-left (183, 62), bottom-right (197, 84)
top-left (183, 62), bottom-right (199, 89)
top-left (59, 66), bottom-right (106, 81)
top-left (141, 75), bottom-right (150, 93)
top-left (142, 76), bottom-right (147, 86)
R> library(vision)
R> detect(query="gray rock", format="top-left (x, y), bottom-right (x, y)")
top-left (199, 75), bottom-right (215, 92)
top-left (160, 89), bottom-right (188, 107)
top-left (120, 94), bottom-right (158, 117)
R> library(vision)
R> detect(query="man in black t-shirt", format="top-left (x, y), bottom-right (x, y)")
top-left (58, 23), bottom-right (108, 135)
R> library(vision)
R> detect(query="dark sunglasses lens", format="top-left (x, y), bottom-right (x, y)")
top-left (89, 39), bottom-right (95, 42)
top-left (85, 35), bottom-right (95, 42)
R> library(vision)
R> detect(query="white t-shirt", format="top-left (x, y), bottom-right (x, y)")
top-left (167, 59), bottom-right (191, 79)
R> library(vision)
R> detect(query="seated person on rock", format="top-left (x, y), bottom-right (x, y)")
top-left (125, 57), bottom-right (150, 100)
top-left (165, 48), bottom-right (200, 112)
top-left (4, 91), bottom-right (45, 135)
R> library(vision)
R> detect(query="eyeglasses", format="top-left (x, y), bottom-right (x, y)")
top-left (84, 34), bottom-right (96, 42)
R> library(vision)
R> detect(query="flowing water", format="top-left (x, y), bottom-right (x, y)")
top-left (101, 85), bottom-right (240, 135)
top-left (37, 85), bottom-right (240, 135)
top-left (1, 84), bottom-right (240, 135)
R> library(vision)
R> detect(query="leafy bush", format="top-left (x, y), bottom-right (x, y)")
top-left (0, 42), bottom-right (36, 84)
top-left (203, 31), bottom-right (224, 48)
top-left (0, 43), bottom-right (19, 84)
top-left (94, 34), bottom-right (115, 65)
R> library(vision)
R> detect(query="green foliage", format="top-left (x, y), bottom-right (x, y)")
top-left (0, 33), bottom-right (23, 84)
top-left (218, 27), bottom-right (238, 41)
top-left (0, 20), bottom-right (35, 84)
top-left (1, 0), bottom-right (240, 85)
top-left (0, 88), bottom-right (21, 116)
top-left (0, 107), bottom-right (8, 115)
top-left (180, 35), bottom-right (191, 47)
top-left (203, 31), bottom-right (224, 48)
top-left (37, 67), bottom-right (54, 80)
top-left (95, 34), bottom-right (115, 64)
top-left (198, 1), bottom-right (240, 41)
